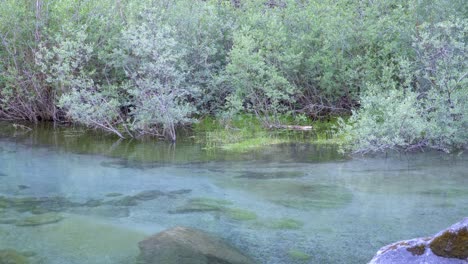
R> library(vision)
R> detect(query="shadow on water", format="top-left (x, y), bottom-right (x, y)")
top-left (0, 121), bottom-right (345, 165)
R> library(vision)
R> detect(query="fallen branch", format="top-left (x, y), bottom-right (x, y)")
top-left (268, 125), bottom-right (313, 131)
top-left (12, 123), bottom-right (33, 131)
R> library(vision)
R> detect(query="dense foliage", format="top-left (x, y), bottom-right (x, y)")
top-left (0, 0), bottom-right (466, 151)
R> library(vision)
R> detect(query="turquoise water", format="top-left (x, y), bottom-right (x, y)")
top-left (0, 123), bottom-right (467, 263)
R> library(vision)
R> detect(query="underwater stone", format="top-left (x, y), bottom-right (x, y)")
top-left (235, 171), bottom-right (304, 180)
top-left (137, 226), bottom-right (256, 264)
top-left (133, 190), bottom-right (165, 201)
top-left (82, 199), bottom-right (103, 207)
top-left (168, 204), bottom-right (222, 214)
top-left (0, 249), bottom-right (29, 264)
top-left (11, 196), bottom-right (78, 214)
top-left (16, 213), bottom-right (64, 227)
top-left (168, 198), bottom-right (232, 214)
top-left (109, 196), bottom-right (138, 206)
top-left (105, 193), bottom-right (123, 197)
top-left (167, 189), bottom-right (192, 196)
top-left (369, 218), bottom-right (468, 263)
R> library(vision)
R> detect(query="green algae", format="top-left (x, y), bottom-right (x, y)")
top-left (190, 198), bottom-right (233, 207)
top-left (169, 197), bottom-right (233, 214)
top-left (225, 208), bottom-right (257, 221)
top-left (288, 249), bottom-right (310, 261)
top-left (16, 213), bottom-right (64, 227)
top-left (168, 197), bottom-right (257, 221)
top-left (0, 249), bottom-right (29, 264)
top-left (268, 218), bottom-right (304, 229)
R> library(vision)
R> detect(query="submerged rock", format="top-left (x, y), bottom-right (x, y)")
top-left (369, 218), bottom-right (468, 263)
top-left (235, 171), bottom-right (304, 180)
top-left (105, 193), bottom-right (123, 197)
top-left (16, 213), bottom-right (64, 227)
top-left (108, 189), bottom-right (188, 207)
top-left (132, 190), bottom-right (165, 201)
top-left (137, 226), bottom-right (256, 264)
top-left (0, 249), bottom-right (29, 264)
top-left (257, 218), bottom-right (304, 230)
top-left (168, 198), bottom-right (231, 214)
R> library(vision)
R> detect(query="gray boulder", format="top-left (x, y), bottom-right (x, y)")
top-left (137, 226), bottom-right (256, 264)
top-left (369, 218), bottom-right (468, 264)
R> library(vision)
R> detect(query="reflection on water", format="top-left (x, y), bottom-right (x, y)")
top-left (0, 122), bottom-right (467, 264)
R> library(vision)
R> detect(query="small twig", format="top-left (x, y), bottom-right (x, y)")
top-left (12, 123), bottom-right (33, 131)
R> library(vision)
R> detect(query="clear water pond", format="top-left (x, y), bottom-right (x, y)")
top-left (0, 123), bottom-right (466, 264)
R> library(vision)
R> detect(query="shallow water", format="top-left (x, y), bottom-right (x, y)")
top-left (0, 123), bottom-right (467, 264)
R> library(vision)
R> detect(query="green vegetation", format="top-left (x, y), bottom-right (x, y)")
top-left (225, 208), bottom-right (258, 221)
top-left (15, 213), bottom-right (64, 227)
top-left (0, 0), bottom-right (466, 152)
top-left (170, 197), bottom-right (258, 221)
top-left (0, 249), bottom-right (30, 264)
top-left (288, 249), bottom-right (311, 261)
top-left (259, 218), bottom-right (304, 230)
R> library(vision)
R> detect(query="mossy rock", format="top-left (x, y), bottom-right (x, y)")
top-left (370, 218), bottom-right (468, 263)
top-left (16, 213), bottom-right (64, 227)
top-left (288, 249), bottom-right (310, 261)
top-left (225, 208), bottom-right (257, 221)
top-left (429, 227), bottom-right (468, 259)
top-left (0, 249), bottom-right (29, 264)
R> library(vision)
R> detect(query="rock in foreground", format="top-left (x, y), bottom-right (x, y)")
top-left (137, 226), bottom-right (256, 264)
top-left (369, 218), bottom-right (468, 263)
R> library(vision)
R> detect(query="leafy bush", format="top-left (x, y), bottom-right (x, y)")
top-left (341, 18), bottom-right (467, 153)
top-left (223, 30), bottom-right (296, 126)
top-left (117, 20), bottom-right (196, 141)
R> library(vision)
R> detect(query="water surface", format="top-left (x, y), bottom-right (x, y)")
top-left (0, 123), bottom-right (466, 263)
